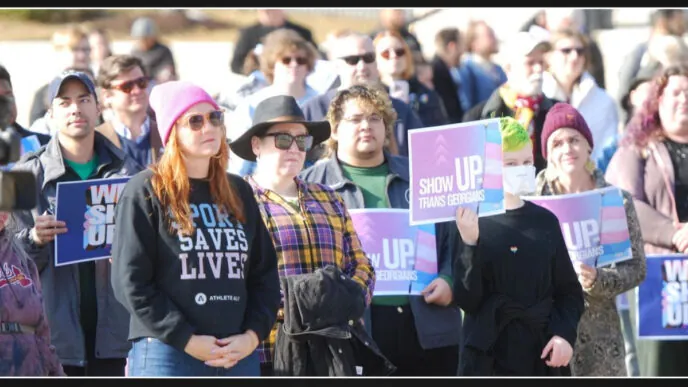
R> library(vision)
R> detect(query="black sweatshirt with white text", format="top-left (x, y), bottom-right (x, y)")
top-left (111, 169), bottom-right (280, 352)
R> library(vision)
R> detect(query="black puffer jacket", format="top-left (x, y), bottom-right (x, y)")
top-left (273, 265), bottom-right (395, 376)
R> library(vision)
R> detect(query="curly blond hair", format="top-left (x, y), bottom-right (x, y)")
top-left (325, 84), bottom-right (399, 157)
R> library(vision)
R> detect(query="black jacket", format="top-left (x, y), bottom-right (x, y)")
top-left (431, 55), bottom-right (463, 124)
top-left (407, 77), bottom-right (449, 128)
top-left (273, 265), bottom-right (395, 376)
top-left (462, 90), bottom-right (558, 173)
top-left (14, 122), bottom-right (50, 146)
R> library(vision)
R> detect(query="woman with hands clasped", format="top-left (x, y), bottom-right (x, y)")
top-left (452, 117), bottom-right (585, 376)
top-left (110, 81), bottom-right (281, 376)
top-left (535, 102), bottom-right (646, 376)
top-left (605, 64), bottom-right (688, 376)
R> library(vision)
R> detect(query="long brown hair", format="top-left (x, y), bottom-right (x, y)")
top-left (150, 123), bottom-right (245, 236)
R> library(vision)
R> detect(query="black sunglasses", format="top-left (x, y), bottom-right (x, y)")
top-left (183, 110), bottom-right (224, 131)
top-left (340, 53), bottom-right (376, 66)
top-left (110, 77), bottom-right (149, 94)
top-left (263, 133), bottom-right (314, 152)
top-left (380, 48), bottom-right (406, 60)
top-left (558, 47), bottom-right (585, 56)
top-left (280, 56), bottom-right (308, 66)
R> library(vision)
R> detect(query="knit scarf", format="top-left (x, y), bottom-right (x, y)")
top-left (499, 85), bottom-right (543, 158)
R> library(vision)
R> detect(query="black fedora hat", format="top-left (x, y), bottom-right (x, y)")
top-left (229, 95), bottom-right (331, 162)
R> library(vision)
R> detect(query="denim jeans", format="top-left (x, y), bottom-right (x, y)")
top-left (127, 337), bottom-right (260, 377)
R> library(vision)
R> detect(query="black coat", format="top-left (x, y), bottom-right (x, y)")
top-left (273, 265), bottom-right (395, 376)
top-left (431, 55), bottom-right (463, 124)
top-left (407, 77), bottom-right (449, 128)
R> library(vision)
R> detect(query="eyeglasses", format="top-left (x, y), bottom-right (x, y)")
top-left (341, 114), bottom-right (383, 125)
top-left (110, 77), bottom-right (149, 94)
top-left (558, 47), bottom-right (585, 56)
top-left (379, 48), bottom-right (406, 60)
top-left (183, 110), bottom-right (224, 131)
top-left (340, 53), bottom-right (376, 66)
top-left (71, 46), bottom-right (91, 54)
top-left (263, 133), bottom-right (314, 152)
top-left (280, 56), bottom-right (308, 66)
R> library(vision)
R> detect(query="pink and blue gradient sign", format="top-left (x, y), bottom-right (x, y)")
top-left (348, 209), bottom-right (437, 296)
top-left (408, 118), bottom-right (504, 226)
top-left (637, 254), bottom-right (688, 340)
top-left (523, 186), bottom-right (632, 267)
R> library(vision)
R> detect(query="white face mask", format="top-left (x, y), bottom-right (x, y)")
top-left (503, 165), bottom-right (536, 196)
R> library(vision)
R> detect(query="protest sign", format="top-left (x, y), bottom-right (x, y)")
top-left (349, 209), bottom-right (437, 296)
top-left (408, 118), bottom-right (504, 226)
top-left (637, 254), bottom-right (688, 340)
top-left (54, 176), bottom-right (130, 266)
top-left (523, 186), bottom-right (632, 267)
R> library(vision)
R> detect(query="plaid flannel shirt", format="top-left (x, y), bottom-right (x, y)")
top-left (247, 176), bottom-right (375, 365)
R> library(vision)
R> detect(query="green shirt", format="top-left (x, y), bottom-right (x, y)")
top-left (340, 162), bottom-right (390, 209)
top-left (65, 154), bottom-right (99, 180)
top-left (64, 154), bottom-right (100, 352)
top-left (342, 161), bottom-right (411, 306)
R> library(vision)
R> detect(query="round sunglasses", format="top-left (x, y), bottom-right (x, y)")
top-left (183, 110), bottom-right (224, 131)
top-left (263, 133), bottom-right (314, 152)
top-left (110, 77), bottom-right (149, 94)
top-left (379, 48), bottom-right (406, 60)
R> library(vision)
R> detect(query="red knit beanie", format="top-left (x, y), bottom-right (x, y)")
top-left (541, 102), bottom-right (594, 160)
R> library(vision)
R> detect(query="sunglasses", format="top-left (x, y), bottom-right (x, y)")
top-left (380, 48), bottom-right (406, 60)
top-left (263, 133), bottom-right (314, 152)
top-left (340, 53), bottom-right (376, 66)
top-left (184, 110), bottom-right (224, 131)
top-left (280, 56), bottom-right (308, 66)
top-left (558, 47), bottom-right (585, 56)
top-left (110, 77), bottom-right (149, 94)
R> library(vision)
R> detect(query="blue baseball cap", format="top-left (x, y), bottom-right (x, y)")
top-left (48, 70), bottom-right (98, 103)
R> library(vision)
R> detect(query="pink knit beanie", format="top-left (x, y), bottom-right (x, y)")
top-left (148, 81), bottom-right (220, 146)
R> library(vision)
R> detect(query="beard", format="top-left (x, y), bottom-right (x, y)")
top-left (518, 74), bottom-right (543, 97)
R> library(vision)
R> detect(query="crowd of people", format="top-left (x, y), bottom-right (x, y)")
top-left (1, 8), bottom-right (687, 377)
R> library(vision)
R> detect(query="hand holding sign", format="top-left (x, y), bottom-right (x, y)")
top-left (573, 261), bottom-right (598, 289)
top-left (455, 207), bottom-right (479, 246)
top-left (672, 223), bottom-right (688, 253)
top-left (31, 212), bottom-right (68, 246)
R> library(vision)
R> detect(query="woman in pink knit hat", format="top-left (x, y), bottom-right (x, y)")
top-left (533, 102), bottom-right (647, 376)
top-left (110, 81), bottom-right (281, 376)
